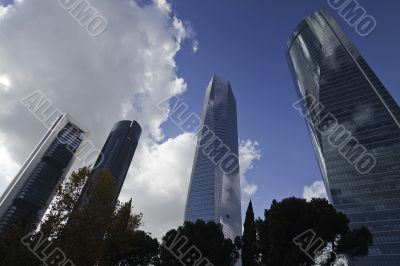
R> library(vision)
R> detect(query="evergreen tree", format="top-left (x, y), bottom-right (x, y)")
top-left (257, 197), bottom-right (373, 266)
top-left (242, 200), bottom-right (257, 266)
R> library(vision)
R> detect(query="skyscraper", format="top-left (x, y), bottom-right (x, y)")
top-left (287, 10), bottom-right (400, 265)
top-left (184, 75), bottom-right (242, 241)
top-left (0, 114), bottom-right (88, 235)
top-left (78, 120), bottom-right (142, 207)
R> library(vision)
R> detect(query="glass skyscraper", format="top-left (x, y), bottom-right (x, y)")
top-left (184, 75), bottom-right (242, 241)
top-left (78, 120), bottom-right (142, 208)
top-left (287, 10), bottom-right (400, 265)
top-left (0, 114), bottom-right (88, 235)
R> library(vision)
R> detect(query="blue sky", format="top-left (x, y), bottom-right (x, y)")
top-left (0, 0), bottom-right (399, 235)
top-left (165, 0), bottom-right (400, 219)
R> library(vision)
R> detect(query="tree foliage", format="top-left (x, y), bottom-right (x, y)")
top-left (0, 169), bottom-right (374, 266)
top-left (159, 220), bottom-right (239, 266)
top-left (0, 219), bottom-right (39, 266)
top-left (100, 200), bottom-right (159, 266)
top-left (256, 197), bottom-right (373, 266)
top-left (0, 167), bottom-right (159, 266)
top-left (242, 200), bottom-right (258, 266)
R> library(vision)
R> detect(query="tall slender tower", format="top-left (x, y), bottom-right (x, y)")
top-left (287, 10), bottom-right (400, 265)
top-left (78, 120), bottom-right (141, 208)
top-left (184, 75), bottom-right (242, 241)
top-left (0, 114), bottom-right (88, 235)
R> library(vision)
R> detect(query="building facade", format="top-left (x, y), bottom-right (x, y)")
top-left (287, 10), bottom-right (400, 265)
top-left (0, 114), bottom-right (88, 235)
top-left (78, 120), bottom-right (142, 208)
top-left (184, 75), bottom-right (242, 241)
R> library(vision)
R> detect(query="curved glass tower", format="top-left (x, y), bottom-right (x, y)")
top-left (79, 120), bottom-right (142, 207)
top-left (287, 10), bottom-right (400, 265)
top-left (184, 75), bottom-right (242, 241)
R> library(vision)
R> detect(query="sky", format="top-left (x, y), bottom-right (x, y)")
top-left (169, 0), bottom-right (400, 221)
top-left (0, 0), bottom-right (399, 238)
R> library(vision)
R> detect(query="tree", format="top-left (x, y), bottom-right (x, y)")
top-left (0, 219), bottom-right (39, 266)
top-left (0, 167), bottom-right (159, 266)
top-left (50, 168), bottom-right (159, 265)
top-left (55, 169), bottom-right (117, 265)
top-left (159, 220), bottom-right (239, 266)
top-left (100, 200), bottom-right (159, 266)
top-left (257, 197), bottom-right (373, 266)
top-left (242, 200), bottom-right (258, 266)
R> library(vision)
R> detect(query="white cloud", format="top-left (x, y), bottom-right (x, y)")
top-left (0, 4), bottom-right (11, 20)
top-left (303, 180), bottom-right (328, 201)
top-left (153, 0), bottom-right (171, 13)
top-left (0, 73), bottom-right (10, 91)
top-left (192, 40), bottom-right (199, 53)
top-left (121, 137), bottom-right (262, 238)
top-left (239, 140), bottom-right (261, 201)
top-left (0, 0), bottom-right (257, 238)
top-left (120, 133), bottom-right (196, 237)
top-left (0, 0), bottom-right (190, 229)
top-left (0, 142), bottom-right (20, 191)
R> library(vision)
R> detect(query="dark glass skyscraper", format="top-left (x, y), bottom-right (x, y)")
top-left (0, 114), bottom-right (88, 235)
top-left (287, 10), bottom-right (400, 265)
top-left (79, 120), bottom-right (142, 207)
top-left (184, 75), bottom-right (242, 241)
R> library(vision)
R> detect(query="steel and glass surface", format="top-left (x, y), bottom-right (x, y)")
top-left (287, 10), bottom-right (400, 265)
top-left (0, 114), bottom-right (88, 234)
top-left (79, 120), bottom-right (142, 208)
top-left (184, 75), bottom-right (242, 241)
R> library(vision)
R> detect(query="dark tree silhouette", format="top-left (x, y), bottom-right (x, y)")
top-left (0, 219), bottom-right (39, 266)
top-left (257, 197), bottom-right (373, 266)
top-left (159, 220), bottom-right (239, 266)
top-left (242, 200), bottom-right (258, 266)
top-left (0, 167), bottom-right (159, 266)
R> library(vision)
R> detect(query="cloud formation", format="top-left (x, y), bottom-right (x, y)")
top-left (0, 0), bottom-right (260, 237)
top-left (121, 133), bottom-right (197, 237)
top-left (239, 140), bottom-right (261, 198)
top-left (302, 180), bottom-right (328, 201)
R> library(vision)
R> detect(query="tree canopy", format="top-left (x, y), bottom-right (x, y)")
top-left (0, 169), bottom-right (373, 266)
top-left (0, 167), bottom-right (159, 266)
top-left (159, 219), bottom-right (239, 266)
top-left (256, 197), bottom-right (373, 266)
